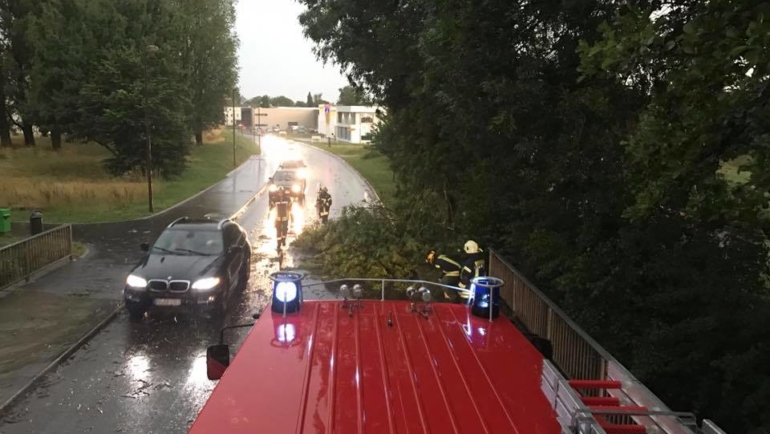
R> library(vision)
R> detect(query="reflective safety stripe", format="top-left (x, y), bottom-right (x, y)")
top-left (443, 271), bottom-right (460, 277)
top-left (439, 255), bottom-right (461, 269)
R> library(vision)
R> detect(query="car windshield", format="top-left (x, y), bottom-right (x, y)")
top-left (273, 171), bottom-right (296, 182)
top-left (152, 228), bottom-right (223, 256)
top-left (281, 160), bottom-right (303, 168)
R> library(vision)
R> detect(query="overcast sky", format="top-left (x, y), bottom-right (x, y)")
top-left (235, 0), bottom-right (349, 102)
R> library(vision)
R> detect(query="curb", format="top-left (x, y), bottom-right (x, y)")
top-left (290, 139), bottom-right (383, 204)
top-left (0, 303), bottom-right (124, 416)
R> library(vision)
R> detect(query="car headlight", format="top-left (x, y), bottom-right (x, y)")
top-left (297, 169), bottom-right (307, 179)
top-left (192, 277), bottom-right (221, 291)
top-left (126, 274), bottom-right (147, 289)
top-left (291, 184), bottom-right (301, 193)
top-left (269, 184), bottom-right (278, 192)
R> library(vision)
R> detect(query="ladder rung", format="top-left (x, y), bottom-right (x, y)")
top-left (590, 405), bottom-right (648, 412)
top-left (597, 419), bottom-right (647, 434)
top-left (582, 396), bottom-right (620, 406)
top-left (569, 380), bottom-right (622, 389)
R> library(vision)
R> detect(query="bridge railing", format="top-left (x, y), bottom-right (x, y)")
top-left (0, 225), bottom-right (72, 290)
top-left (488, 248), bottom-right (727, 434)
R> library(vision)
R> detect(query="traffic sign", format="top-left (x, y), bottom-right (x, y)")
top-left (324, 104), bottom-right (330, 114)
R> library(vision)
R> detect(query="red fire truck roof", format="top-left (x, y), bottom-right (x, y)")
top-left (189, 300), bottom-right (562, 434)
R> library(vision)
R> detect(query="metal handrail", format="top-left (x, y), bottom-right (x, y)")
top-left (301, 277), bottom-right (472, 301)
top-left (487, 249), bottom-right (727, 434)
top-left (0, 225), bottom-right (72, 290)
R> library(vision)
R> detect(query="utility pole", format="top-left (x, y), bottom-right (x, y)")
top-left (257, 105), bottom-right (262, 149)
top-left (232, 88), bottom-right (237, 168)
top-left (144, 44), bottom-right (159, 213)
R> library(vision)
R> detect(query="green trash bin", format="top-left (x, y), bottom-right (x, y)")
top-left (0, 208), bottom-right (10, 234)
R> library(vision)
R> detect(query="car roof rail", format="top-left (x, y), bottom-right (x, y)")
top-left (217, 219), bottom-right (230, 229)
top-left (167, 217), bottom-right (188, 228)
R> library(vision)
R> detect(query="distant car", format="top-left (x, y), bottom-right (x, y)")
top-left (268, 170), bottom-right (306, 205)
top-left (123, 217), bottom-right (251, 319)
top-left (297, 126), bottom-right (307, 134)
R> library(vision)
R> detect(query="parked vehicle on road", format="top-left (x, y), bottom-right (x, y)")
top-left (123, 217), bottom-right (251, 319)
top-left (268, 170), bottom-right (306, 205)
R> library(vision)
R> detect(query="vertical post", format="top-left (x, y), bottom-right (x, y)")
top-left (257, 106), bottom-right (261, 149)
top-left (144, 45), bottom-right (158, 213)
top-left (233, 89), bottom-right (237, 168)
top-left (381, 280), bottom-right (385, 301)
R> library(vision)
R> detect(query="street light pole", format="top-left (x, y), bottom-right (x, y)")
top-left (232, 88), bottom-right (236, 169)
top-left (144, 44), bottom-right (159, 213)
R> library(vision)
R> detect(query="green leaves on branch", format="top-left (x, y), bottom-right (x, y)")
top-left (293, 205), bottom-right (421, 280)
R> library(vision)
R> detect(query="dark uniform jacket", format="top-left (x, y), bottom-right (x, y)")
top-left (460, 252), bottom-right (487, 288)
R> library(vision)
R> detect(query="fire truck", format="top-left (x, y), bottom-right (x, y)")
top-left (188, 269), bottom-right (728, 434)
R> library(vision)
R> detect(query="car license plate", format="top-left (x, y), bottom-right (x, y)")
top-left (154, 299), bottom-right (182, 307)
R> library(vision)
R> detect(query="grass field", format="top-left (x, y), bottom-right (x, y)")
top-left (0, 130), bottom-right (259, 223)
top-left (297, 138), bottom-right (396, 206)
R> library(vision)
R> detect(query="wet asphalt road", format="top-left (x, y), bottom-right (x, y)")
top-left (0, 136), bottom-right (374, 434)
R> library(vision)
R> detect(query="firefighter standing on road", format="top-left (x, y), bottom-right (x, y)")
top-left (273, 187), bottom-right (290, 250)
top-left (316, 186), bottom-right (332, 223)
top-left (459, 240), bottom-right (487, 300)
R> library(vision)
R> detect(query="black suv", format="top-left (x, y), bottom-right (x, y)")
top-left (123, 217), bottom-right (252, 319)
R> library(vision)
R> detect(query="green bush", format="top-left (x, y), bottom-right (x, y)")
top-left (293, 204), bottom-right (422, 280)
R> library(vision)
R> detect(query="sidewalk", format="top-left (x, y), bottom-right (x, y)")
top-left (0, 156), bottom-right (268, 405)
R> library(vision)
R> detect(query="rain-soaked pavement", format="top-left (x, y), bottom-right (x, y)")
top-left (0, 135), bottom-right (375, 434)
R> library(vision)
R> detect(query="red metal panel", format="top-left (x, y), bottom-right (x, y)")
top-left (188, 301), bottom-right (563, 434)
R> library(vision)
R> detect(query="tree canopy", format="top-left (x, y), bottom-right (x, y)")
top-left (297, 0), bottom-right (770, 431)
top-left (0, 0), bottom-right (239, 178)
top-left (337, 85), bottom-right (367, 105)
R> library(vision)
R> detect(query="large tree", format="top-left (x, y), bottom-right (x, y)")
top-left (182, 0), bottom-right (238, 145)
top-left (297, 0), bottom-right (770, 431)
top-left (74, 0), bottom-right (192, 178)
top-left (269, 95), bottom-right (294, 107)
top-left (27, 0), bottom-right (90, 150)
top-left (337, 85), bottom-right (367, 105)
top-left (0, 0), bottom-right (39, 146)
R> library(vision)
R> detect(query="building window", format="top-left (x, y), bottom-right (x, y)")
top-left (361, 116), bottom-right (373, 123)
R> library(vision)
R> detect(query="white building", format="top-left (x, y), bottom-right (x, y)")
top-left (317, 105), bottom-right (382, 144)
top-left (223, 106), bottom-right (242, 126)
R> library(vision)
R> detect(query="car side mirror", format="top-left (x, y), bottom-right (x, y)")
top-left (140, 243), bottom-right (149, 252)
top-left (206, 344), bottom-right (230, 380)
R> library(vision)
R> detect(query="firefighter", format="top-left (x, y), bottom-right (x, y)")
top-left (316, 186), bottom-right (332, 223)
top-left (426, 250), bottom-right (462, 287)
top-left (459, 240), bottom-right (487, 300)
top-left (273, 187), bottom-right (290, 250)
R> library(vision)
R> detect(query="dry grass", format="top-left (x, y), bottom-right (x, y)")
top-left (203, 127), bottom-right (225, 143)
top-left (0, 130), bottom-right (259, 223)
top-left (0, 138), bottom-right (148, 213)
top-left (1, 180), bottom-right (148, 211)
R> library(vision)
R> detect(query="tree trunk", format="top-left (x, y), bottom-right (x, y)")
top-left (51, 128), bottom-right (62, 150)
top-left (22, 123), bottom-right (35, 147)
top-left (195, 131), bottom-right (203, 145)
top-left (0, 107), bottom-right (11, 148)
top-left (0, 79), bottom-right (10, 147)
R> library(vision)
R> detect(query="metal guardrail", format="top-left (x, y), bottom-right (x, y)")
top-left (487, 248), bottom-right (727, 434)
top-left (0, 225), bottom-right (72, 290)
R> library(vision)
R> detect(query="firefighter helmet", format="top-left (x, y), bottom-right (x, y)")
top-left (464, 240), bottom-right (480, 254)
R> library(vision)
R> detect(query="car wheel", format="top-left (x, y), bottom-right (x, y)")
top-left (238, 253), bottom-right (250, 291)
top-left (215, 280), bottom-right (230, 315)
top-left (126, 301), bottom-right (146, 320)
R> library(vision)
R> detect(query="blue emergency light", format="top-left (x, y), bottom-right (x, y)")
top-left (469, 276), bottom-right (504, 320)
top-left (270, 272), bottom-right (304, 315)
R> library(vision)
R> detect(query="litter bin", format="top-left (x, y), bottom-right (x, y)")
top-left (30, 210), bottom-right (43, 236)
top-left (0, 208), bottom-right (10, 234)
top-left (469, 276), bottom-right (504, 320)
